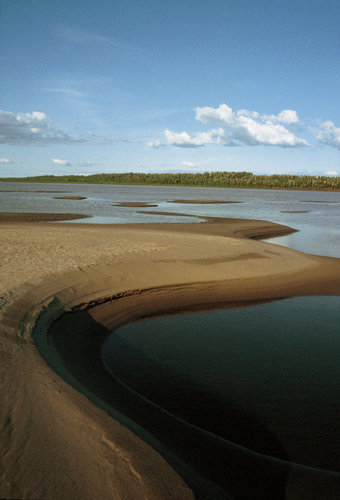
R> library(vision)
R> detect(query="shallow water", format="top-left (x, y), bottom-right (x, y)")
top-left (103, 296), bottom-right (340, 471)
top-left (1, 181), bottom-right (339, 256)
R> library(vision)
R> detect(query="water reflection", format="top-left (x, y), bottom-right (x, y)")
top-left (1, 182), bottom-right (339, 256)
top-left (263, 223), bottom-right (340, 257)
top-left (103, 296), bottom-right (340, 472)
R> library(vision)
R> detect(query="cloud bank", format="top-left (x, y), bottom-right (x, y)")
top-left (165, 104), bottom-right (310, 148)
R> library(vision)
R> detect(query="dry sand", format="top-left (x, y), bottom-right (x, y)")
top-left (1, 214), bottom-right (340, 500)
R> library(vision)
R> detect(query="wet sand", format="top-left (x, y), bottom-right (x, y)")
top-left (114, 202), bottom-right (158, 207)
top-left (53, 196), bottom-right (87, 200)
top-left (167, 200), bottom-right (243, 204)
top-left (1, 214), bottom-right (340, 500)
top-left (0, 212), bottom-right (91, 222)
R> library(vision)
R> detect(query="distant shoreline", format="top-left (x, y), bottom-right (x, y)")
top-left (1, 171), bottom-right (340, 191)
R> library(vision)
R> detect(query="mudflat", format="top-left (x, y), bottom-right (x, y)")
top-left (1, 214), bottom-right (340, 500)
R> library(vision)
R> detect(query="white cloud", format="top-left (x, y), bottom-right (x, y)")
top-left (312, 121), bottom-right (340, 150)
top-left (164, 127), bottom-right (235, 148)
top-left (196, 104), bottom-right (235, 128)
top-left (165, 130), bottom-right (205, 148)
top-left (0, 158), bottom-right (13, 164)
top-left (182, 161), bottom-right (195, 167)
top-left (0, 110), bottom-right (84, 145)
top-left (193, 104), bottom-right (309, 148)
top-left (263, 109), bottom-right (300, 124)
top-left (325, 171), bottom-right (338, 176)
top-left (51, 158), bottom-right (71, 167)
top-left (0, 109), bottom-right (136, 147)
top-left (146, 140), bottom-right (162, 148)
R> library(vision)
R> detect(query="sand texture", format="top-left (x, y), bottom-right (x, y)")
top-left (1, 215), bottom-right (340, 500)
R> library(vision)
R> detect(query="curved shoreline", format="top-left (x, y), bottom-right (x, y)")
top-left (1, 216), bottom-right (340, 499)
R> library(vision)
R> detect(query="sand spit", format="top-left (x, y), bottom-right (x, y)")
top-left (168, 200), bottom-right (242, 204)
top-left (1, 216), bottom-right (340, 500)
top-left (53, 196), bottom-right (87, 200)
top-left (0, 213), bottom-right (91, 223)
top-left (300, 200), bottom-right (338, 204)
top-left (0, 190), bottom-right (65, 193)
top-left (281, 210), bottom-right (311, 214)
top-left (114, 202), bottom-right (159, 207)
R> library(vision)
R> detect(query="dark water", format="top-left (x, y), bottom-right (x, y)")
top-left (102, 296), bottom-right (340, 472)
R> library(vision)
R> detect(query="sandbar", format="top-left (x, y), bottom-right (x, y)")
top-left (114, 202), bottom-right (158, 207)
top-left (281, 210), bottom-right (311, 214)
top-left (0, 212), bottom-right (91, 223)
top-left (1, 214), bottom-right (340, 500)
top-left (168, 199), bottom-right (242, 204)
top-left (53, 196), bottom-right (87, 200)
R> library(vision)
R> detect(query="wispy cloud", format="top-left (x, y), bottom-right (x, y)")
top-left (85, 131), bottom-right (139, 145)
top-left (45, 87), bottom-right (85, 98)
top-left (0, 158), bottom-right (14, 164)
top-left (164, 104), bottom-right (309, 149)
top-left (311, 120), bottom-right (340, 151)
top-left (0, 110), bottom-right (136, 147)
top-left (76, 161), bottom-right (98, 168)
top-left (146, 139), bottom-right (163, 148)
top-left (51, 158), bottom-right (71, 166)
top-left (54, 25), bottom-right (141, 57)
top-left (182, 161), bottom-right (196, 167)
top-left (0, 110), bottom-right (84, 145)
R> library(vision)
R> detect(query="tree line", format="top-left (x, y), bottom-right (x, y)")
top-left (1, 171), bottom-right (340, 190)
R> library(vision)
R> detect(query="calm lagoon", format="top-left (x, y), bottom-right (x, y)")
top-left (102, 296), bottom-right (340, 471)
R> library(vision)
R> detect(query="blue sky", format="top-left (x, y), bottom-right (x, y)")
top-left (1, 0), bottom-right (340, 177)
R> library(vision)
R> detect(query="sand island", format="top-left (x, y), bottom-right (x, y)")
top-left (1, 214), bottom-right (340, 500)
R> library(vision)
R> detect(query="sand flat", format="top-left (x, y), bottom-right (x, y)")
top-left (1, 216), bottom-right (340, 500)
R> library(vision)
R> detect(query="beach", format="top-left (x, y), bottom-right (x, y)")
top-left (1, 214), bottom-right (340, 500)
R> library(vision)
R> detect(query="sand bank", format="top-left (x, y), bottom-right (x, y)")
top-left (53, 196), bottom-right (87, 200)
top-left (114, 202), bottom-right (158, 207)
top-left (1, 215), bottom-right (340, 500)
top-left (0, 212), bottom-right (91, 223)
top-left (167, 200), bottom-right (242, 204)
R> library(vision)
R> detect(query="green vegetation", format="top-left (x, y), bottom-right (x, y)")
top-left (1, 171), bottom-right (340, 191)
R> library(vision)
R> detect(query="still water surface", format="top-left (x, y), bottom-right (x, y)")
top-left (1, 181), bottom-right (339, 256)
top-left (103, 296), bottom-right (340, 471)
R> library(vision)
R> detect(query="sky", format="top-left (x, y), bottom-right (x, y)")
top-left (1, 0), bottom-right (340, 177)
